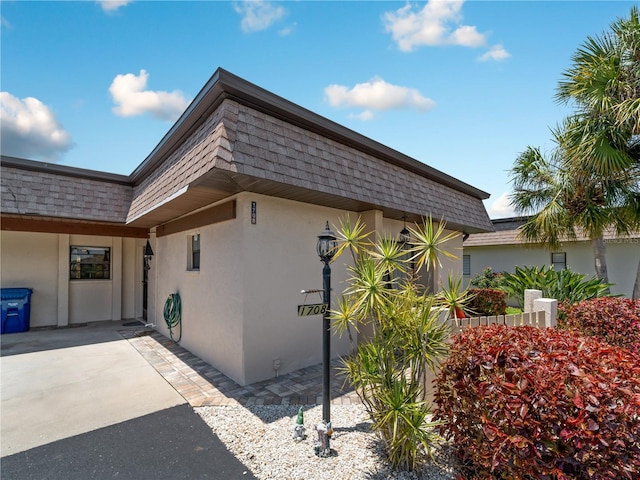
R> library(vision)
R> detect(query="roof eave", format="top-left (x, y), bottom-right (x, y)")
top-left (129, 68), bottom-right (490, 200)
top-left (1, 155), bottom-right (132, 185)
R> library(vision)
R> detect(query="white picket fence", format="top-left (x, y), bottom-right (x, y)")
top-left (447, 310), bottom-right (547, 334)
top-left (423, 289), bottom-right (558, 402)
top-left (444, 288), bottom-right (558, 333)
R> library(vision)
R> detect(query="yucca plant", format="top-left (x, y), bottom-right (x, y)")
top-left (332, 216), bottom-right (453, 471)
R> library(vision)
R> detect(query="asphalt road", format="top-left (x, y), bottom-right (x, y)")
top-left (1, 404), bottom-right (256, 480)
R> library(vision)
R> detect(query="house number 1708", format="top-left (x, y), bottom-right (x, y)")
top-left (297, 303), bottom-right (328, 316)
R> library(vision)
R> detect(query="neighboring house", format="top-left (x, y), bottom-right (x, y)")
top-left (1, 68), bottom-right (493, 385)
top-left (463, 216), bottom-right (639, 298)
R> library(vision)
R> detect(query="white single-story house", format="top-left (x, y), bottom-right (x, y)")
top-left (1, 68), bottom-right (493, 385)
top-left (463, 216), bottom-right (639, 298)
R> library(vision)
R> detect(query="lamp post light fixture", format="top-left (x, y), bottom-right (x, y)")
top-left (399, 219), bottom-right (417, 280)
top-left (316, 221), bottom-right (337, 426)
top-left (143, 240), bottom-right (154, 321)
top-left (399, 226), bottom-right (411, 245)
top-left (144, 240), bottom-right (155, 270)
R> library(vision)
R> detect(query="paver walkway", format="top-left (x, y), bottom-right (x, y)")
top-left (119, 326), bottom-right (361, 408)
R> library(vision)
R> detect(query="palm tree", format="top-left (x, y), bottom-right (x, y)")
top-left (556, 6), bottom-right (639, 148)
top-left (555, 7), bottom-right (640, 297)
top-left (512, 7), bottom-right (640, 297)
top-left (509, 137), bottom-right (632, 290)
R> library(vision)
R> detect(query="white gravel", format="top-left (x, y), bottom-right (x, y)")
top-left (195, 403), bottom-right (458, 479)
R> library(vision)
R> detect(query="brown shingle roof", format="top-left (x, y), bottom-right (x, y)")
top-left (127, 68), bottom-right (493, 233)
top-left (2, 69), bottom-right (494, 234)
top-left (1, 157), bottom-right (132, 223)
top-left (464, 217), bottom-right (640, 247)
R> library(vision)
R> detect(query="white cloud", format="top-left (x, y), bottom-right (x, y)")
top-left (233, 1), bottom-right (286, 33)
top-left (1, 16), bottom-right (13, 29)
top-left (349, 110), bottom-right (375, 121)
top-left (109, 70), bottom-right (189, 121)
top-left (383, 0), bottom-right (486, 52)
top-left (0, 92), bottom-right (74, 161)
top-left (485, 191), bottom-right (517, 219)
top-left (278, 22), bottom-right (296, 36)
top-left (98, 1), bottom-right (133, 13)
top-left (324, 77), bottom-right (435, 119)
top-left (478, 44), bottom-right (511, 62)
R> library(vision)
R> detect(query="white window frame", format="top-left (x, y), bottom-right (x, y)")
top-left (463, 255), bottom-right (471, 276)
top-left (551, 252), bottom-right (566, 270)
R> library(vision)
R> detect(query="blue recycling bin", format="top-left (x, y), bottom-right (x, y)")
top-left (1, 288), bottom-right (33, 334)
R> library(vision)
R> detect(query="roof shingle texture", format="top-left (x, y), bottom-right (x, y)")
top-left (464, 226), bottom-right (640, 247)
top-left (128, 102), bottom-right (236, 220)
top-left (1, 166), bottom-right (132, 222)
top-left (130, 99), bottom-right (492, 231)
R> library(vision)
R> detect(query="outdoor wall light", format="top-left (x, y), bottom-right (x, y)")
top-left (399, 215), bottom-right (411, 245)
top-left (316, 221), bottom-right (337, 264)
top-left (399, 226), bottom-right (411, 244)
top-left (144, 240), bottom-right (154, 270)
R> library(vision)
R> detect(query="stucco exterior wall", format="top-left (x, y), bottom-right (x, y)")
top-left (148, 192), bottom-right (467, 386)
top-left (239, 193), bottom-right (355, 385)
top-left (0, 231), bottom-right (144, 328)
top-left (1, 231), bottom-right (59, 328)
top-left (150, 199), bottom-right (245, 384)
top-left (464, 239), bottom-right (639, 297)
top-left (434, 231), bottom-right (463, 292)
top-left (149, 192), bottom-right (356, 386)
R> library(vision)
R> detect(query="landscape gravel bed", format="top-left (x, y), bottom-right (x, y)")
top-left (196, 403), bottom-right (458, 480)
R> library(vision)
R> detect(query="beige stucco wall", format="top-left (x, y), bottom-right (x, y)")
top-left (1, 231), bottom-right (59, 328)
top-left (464, 239), bottom-right (639, 298)
top-left (239, 193), bottom-right (354, 385)
top-left (149, 192), bottom-right (467, 386)
top-left (150, 200), bottom-right (245, 384)
top-left (150, 193), bottom-right (356, 385)
top-left (434, 230), bottom-right (463, 293)
top-left (0, 230), bottom-right (144, 328)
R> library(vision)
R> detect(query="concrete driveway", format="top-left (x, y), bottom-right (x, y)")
top-left (1, 321), bottom-right (258, 479)
top-left (0, 321), bottom-right (186, 457)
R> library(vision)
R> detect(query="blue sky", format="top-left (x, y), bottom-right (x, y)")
top-left (1, 0), bottom-right (636, 218)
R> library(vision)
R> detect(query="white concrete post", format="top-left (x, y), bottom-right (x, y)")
top-left (524, 289), bottom-right (542, 313)
top-left (533, 298), bottom-right (557, 328)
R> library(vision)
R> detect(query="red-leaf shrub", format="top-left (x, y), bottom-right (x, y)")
top-left (434, 325), bottom-right (640, 480)
top-left (467, 288), bottom-right (507, 316)
top-left (559, 297), bottom-right (640, 356)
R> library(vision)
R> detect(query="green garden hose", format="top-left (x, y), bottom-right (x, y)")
top-left (163, 292), bottom-right (182, 342)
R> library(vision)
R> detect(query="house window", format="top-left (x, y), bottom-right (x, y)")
top-left (551, 252), bottom-right (566, 270)
top-left (70, 246), bottom-right (110, 280)
top-left (463, 255), bottom-right (471, 276)
top-left (188, 234), bottom-right (200, 270)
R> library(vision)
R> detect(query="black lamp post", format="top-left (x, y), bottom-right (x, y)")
top-left (143, 240), bottom-right (154, 321)
top-left (316, 221), bottom-right (337, 424)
